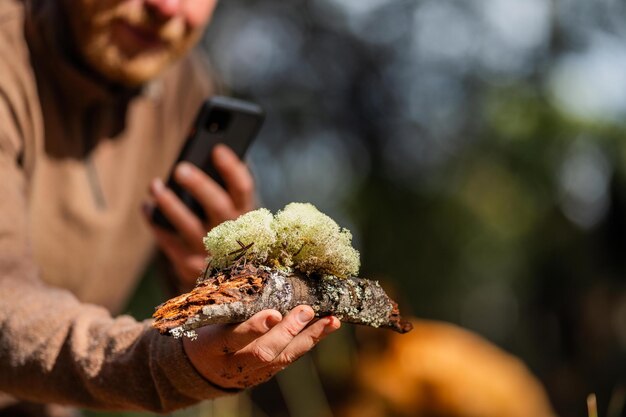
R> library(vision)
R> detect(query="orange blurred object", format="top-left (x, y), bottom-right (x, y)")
top-left (338, 319), bottom-right (557, 417)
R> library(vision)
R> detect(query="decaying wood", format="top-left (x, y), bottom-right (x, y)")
top-left (153, 264), bottom-right (413, 338)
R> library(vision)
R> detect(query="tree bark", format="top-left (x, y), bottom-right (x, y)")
top-left (153, 264), bottom-right (412, 338)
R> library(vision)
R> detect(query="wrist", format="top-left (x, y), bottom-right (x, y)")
top-left (182, 329), bottom-right (243, 392)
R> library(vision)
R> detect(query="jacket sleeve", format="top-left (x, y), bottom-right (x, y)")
top-left (0, 79), bottom-right (230, 415)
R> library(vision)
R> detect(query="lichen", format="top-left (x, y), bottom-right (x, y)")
top-left (202, 203), bottom-right (360, 278)
top-left (272, 203), bottom-right (360, 278)
top-left (203, 208), bottom-right (276, 270)
top-left (169, 326), bottom-right (184, 338)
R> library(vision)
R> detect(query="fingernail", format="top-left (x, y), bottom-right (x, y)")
top-left (141, 202), bottom-right (153, 218)
top-left (324, 317), bottom-right (340, 334)
top-left (298, 308), bottom-right (314, 324)
top-left (175, 162), bottom-right (192, 180)
top-left (151, 178), bottom-right (165, 195)
top-left (264, 314), bottom-right (281, 330)
top-left (213, 144), bottom-right (229, 162)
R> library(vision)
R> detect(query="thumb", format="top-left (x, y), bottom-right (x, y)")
top-left (195, 310), bottom-right (283, 355)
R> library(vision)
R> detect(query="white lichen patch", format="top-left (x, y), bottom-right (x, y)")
top-left (272, 203), bottom-right (360, 278)
top-left (184, 330), bottom-right (198, 340)
top-left (203, 208), bottom-right (276, 269)
top-left (169, 326), bottom-right (185, 339)
top-left (203, 203), bottom-right (360, 278)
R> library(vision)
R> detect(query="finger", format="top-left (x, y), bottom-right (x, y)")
top-left (151, 227), bottom-right (206, 282)
top-left (149, 178), bottom-right (205, 251)
top-left (213, 144), bottom-right (256, 212)
top-left (173, 162), bottom-right (238, 227)
top-left (151, 226), bottom-right (187, 260)
top-left (143, 203), bottom-right (192, 267)
top-left (236, 305), bottom-right (315, 369)
top-left (201, 310), bottom-right (283, 355)
top-left (270, 316), bottom-right (341, 369)
top-left (143, 204), bottom-right (206, 283)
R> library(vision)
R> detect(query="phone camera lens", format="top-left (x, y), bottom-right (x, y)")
top-left (205, 109), bottom-right (232, 133)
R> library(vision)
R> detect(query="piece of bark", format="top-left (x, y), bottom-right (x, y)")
top-left (153, 264), bottom-right (413, 338)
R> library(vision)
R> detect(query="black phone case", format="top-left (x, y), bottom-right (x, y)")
top-left (151, 96), bottom-right (264, 231)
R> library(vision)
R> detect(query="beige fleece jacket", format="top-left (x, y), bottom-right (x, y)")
top-left (0, 0), bottom-right (228, 413)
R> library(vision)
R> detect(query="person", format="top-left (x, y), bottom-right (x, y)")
top-left (0, 0), bottom-right (340, 415)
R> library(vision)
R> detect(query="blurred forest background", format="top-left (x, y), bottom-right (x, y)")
top-left (91, 0), bottom-right (626, 416)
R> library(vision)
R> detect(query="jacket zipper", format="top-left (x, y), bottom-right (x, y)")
top-left (85, 155), bottom-right (107, 210)
top-left (83, 105), bottom-right (107, 211)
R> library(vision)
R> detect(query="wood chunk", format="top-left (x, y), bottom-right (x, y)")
top-left (153, 265), bottom-right (412, 338)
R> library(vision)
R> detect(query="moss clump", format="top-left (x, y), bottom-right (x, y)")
top-left (202, 208), bottom-right (276, 270)
top-left (203, 203), bottom-right (360, 278)
top-left (272, 203), bottom-right (360, 278)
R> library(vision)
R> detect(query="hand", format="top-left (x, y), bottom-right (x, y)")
top-left (144, 144), bottom-right (256, 287)
top-left (183, 306), bottom-right (341, 389)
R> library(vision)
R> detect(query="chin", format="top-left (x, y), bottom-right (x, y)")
top-left (101, 55), bottom-right (172, 87)
top-left (83, 46), bottom-right (175, 87)
top-left (80, 32), bottom-right (200, 87)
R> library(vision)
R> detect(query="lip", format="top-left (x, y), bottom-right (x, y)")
top-left (112, 20), bottom-right (166, 50)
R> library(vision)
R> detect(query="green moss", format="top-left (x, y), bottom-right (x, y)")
top-left (202, 203), bottom-right (360, 278)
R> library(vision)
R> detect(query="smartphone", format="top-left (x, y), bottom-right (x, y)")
top-left (151, 96), bottom-right (265, 231)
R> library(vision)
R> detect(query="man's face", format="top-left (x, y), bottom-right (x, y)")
top-left (64, 0), bottom-right (218, 86)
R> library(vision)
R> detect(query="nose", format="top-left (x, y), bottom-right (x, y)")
top-left (144, 0), bottom-right (183, 19)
